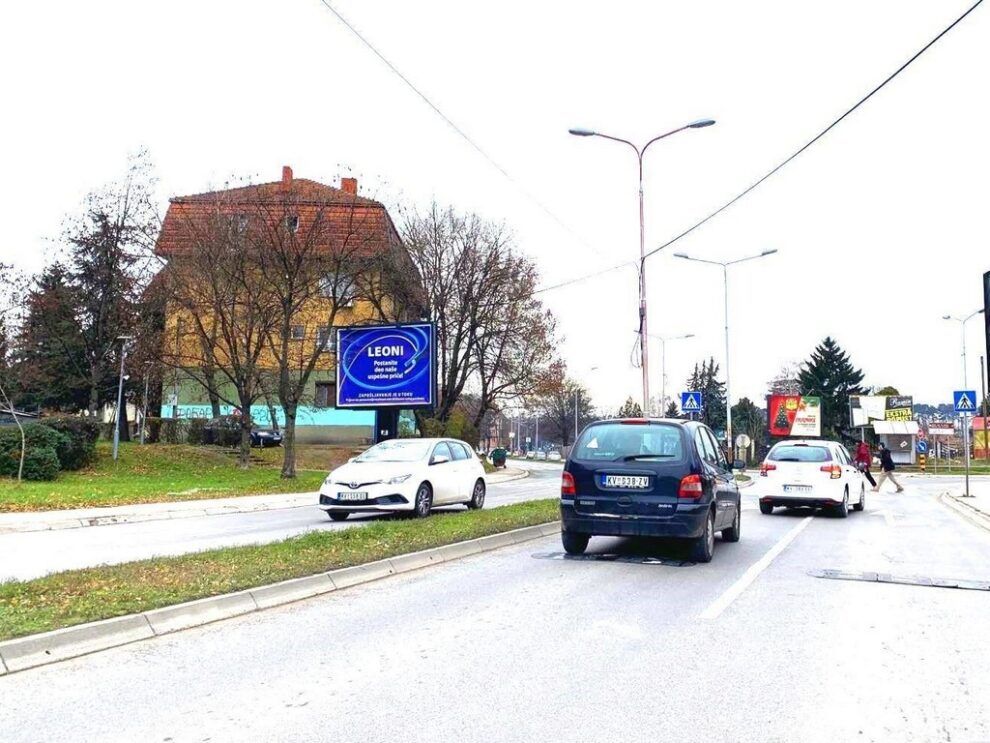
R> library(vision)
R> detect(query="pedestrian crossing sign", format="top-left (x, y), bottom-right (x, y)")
top-left (681, 392), bottom-right (703, 413)
top-left (953, 390), bottom-right (977, 414)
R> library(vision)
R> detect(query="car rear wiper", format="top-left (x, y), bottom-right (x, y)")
top-left (620, 454), bottom-right (675, 461)
top-left (775, 458), bottom-right (801, 462)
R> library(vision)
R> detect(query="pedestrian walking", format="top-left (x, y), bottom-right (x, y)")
top-left (855, 440), bottom-right (877, 488)
top-left (872, 442), bottom-right (905, 493)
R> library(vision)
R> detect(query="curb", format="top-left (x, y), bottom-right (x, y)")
top-left (0, 493), bottom-right (320, 535)
top-left (938, 491), bottom-right (990, 533)
top-left (486, 468), bottom-right (530, 486)
top-left (0, 520), bottom-right (561, 675)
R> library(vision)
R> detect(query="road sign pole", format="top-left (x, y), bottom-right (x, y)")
top-left (963, 413), bottom-right (971, 497)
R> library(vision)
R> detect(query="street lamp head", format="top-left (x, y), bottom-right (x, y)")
top-left (760, 249), bottom-right (778, 257)
top-left (684, 333), bottom-right (696, 339)
top-left (942, 315), bottom-right (953, 320)
top-left (687, 118), bottom-right (716, 129)
top-left (673, 252), bottom-right (690, 259)
top-left (568, 127), bottom-right (597, 137)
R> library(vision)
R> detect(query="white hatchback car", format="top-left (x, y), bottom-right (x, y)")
top-left (755, 439), bottom-right (866, 518)
top-left (319, 438), bottom-right (487, 521)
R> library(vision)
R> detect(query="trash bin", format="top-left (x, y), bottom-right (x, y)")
top-left (491, 447), bottom-right (507, 469)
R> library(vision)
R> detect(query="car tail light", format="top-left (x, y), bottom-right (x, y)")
top-left (621, 418), bottom-right (648, 425)
top-left (678, 474), bottom-right (704, 500)
top-left (760, 462), bottom-right (776, 477)
top-left (820, 464), bottom-right (842, 479)
top-left (561, 472), bottom-right (576, 496)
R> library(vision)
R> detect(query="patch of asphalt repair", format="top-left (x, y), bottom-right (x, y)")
top-left (811, 568), bottom-right (990, 591)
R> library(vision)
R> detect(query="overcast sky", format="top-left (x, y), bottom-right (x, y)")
top-left (2, 0), bottom-right (988, 412)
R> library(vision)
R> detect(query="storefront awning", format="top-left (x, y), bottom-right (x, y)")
top-left (872, 421), bottom-right (919, 435)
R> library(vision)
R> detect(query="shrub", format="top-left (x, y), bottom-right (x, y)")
top-left (159, 418), bottom-right (190, 445)
top-left (144, 417), bottom-right (163, 444)
top-left (186, 418), bottom-right (209, 446)
top-left (21, 446), bottom-right (61, 481)
top-left (39, 416), bottom-right (99, 470)
top-left (204, 416), bottom-right (240, 448)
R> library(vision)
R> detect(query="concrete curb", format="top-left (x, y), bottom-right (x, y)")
top-left (938, 491), bottom-right (990, 532)
top-left (486, 468), bottom-right (529, 486)
top-left (0, 493), bottom-right (319, 535)
top-left (0, 520), bottom-right (561, 674)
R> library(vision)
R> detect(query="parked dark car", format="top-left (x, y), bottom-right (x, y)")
top-left (560, 418), bottom-right (743, 562)
top-left (250, 428), bottom-right (283, 448)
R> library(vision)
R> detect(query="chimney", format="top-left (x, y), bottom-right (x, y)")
top-left (341, 177), bottom-right (357, 195)
top-left (282, 165), bottom-right (293, 188)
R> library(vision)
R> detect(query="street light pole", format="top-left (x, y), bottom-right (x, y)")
top-left (943, 309), bottom-right (985, 472)
top-left (112, 336), bottom-right (134, 461)
top-left (570, 119), bottom-right (715, 414)
top-left (674, 250), bottom-right (778, 452)
top-left (140, 362), bottom-right (151, 445)
top-left (647, 333), bottom-right (694, 415)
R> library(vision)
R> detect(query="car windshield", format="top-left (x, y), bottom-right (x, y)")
top-left (354, 439), bottom-right (431, 463)
top-left (572, 423), bottom-right (684, 462)
top-left (768, 445), bottom-right (831, 463)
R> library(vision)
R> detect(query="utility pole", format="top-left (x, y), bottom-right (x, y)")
top-left (112, 336), bottom-right (134, 461)
top-left (982, 355), bottom-right (988, 463)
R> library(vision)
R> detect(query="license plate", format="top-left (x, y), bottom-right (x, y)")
top-left (600, 475), bottom-right (650, 489)
top-left (337, 491), bottom-right (368, 502)
top-left (783, 485), bottom-right (812, 494)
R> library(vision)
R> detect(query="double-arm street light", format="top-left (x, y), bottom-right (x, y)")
top-left (674, 249), bottom-right (778, 450)
top-left (942, 309), bottom-right (984, 388)
top-left (569, 118), bottom-right (716, 414)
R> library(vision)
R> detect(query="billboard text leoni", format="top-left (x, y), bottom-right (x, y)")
top-left (768, 395), bottom-right (822, 437)
top-left (336, 323), bottom-right (435, 409)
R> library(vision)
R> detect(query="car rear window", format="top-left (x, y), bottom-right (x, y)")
top-left (572, 423), bottom-right (684, 462)
top-left (768, 445), bottom-right (831, 463)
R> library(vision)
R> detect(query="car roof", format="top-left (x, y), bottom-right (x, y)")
top-left (772, 439), bottom-right (840, 447)
top-left (588, 417), bottom-right (695, 426)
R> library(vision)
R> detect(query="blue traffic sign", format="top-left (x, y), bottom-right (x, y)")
top-left (916, 440), bottom-right (929, 455)
top-left (953, 390), bottom-right (977, 414)
top-left (681, 391), bottom-right (703, 413)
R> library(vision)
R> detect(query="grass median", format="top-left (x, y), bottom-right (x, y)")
top-left (0, 498), bottom-right (558, 642)
top-left (0, 442), bottom-right (339, 512)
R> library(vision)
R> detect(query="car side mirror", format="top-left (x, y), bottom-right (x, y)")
top-left (431, 455), bottom-right (450, 466)
top-left (732, 460), bottom-right (746, 471)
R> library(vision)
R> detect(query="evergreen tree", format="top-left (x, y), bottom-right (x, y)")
top-left (686, 357), bottom-right (727, 431)
top-left (798, 337), bottom-right (865, 438)
top-left (664, 401), bottom-right (680, 418)
top-left (617, 397), bottom-right (643, 418)
top-left (732, 397), bottom-right (766, 449)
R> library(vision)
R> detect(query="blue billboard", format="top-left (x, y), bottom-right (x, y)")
top-left (336, 323), bottom-right (435, 409)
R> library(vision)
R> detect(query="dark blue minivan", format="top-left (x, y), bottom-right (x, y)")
top-left (560, 418), bottom-right (743, 562)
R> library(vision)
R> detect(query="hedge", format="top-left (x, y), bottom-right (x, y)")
top-left (0, 426), bottom-right (63, 481)
top-left (38, 416), bottom-right (99, 470)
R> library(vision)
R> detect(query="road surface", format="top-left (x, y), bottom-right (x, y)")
top-left (0, 461), bottom-right (563, 582)
top-left (2, 480), bottom-right (989, 742)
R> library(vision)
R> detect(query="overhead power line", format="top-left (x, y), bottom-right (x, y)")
top-left (532, 0), bottom-right (984, 296)
top-left (315, 0), bottom-right (613, 264)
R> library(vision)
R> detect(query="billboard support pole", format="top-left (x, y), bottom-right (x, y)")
top-left (981, 355), bottom-right (988, 463)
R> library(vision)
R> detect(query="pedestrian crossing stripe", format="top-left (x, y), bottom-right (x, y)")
top-left (681, 393), bottom-right (702, 412)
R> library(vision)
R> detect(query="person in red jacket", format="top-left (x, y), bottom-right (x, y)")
top-left (855, 440), bottom-right (877, 488)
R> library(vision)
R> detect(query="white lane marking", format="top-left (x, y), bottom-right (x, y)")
top-left (699, 515), bottom-right (814, 620)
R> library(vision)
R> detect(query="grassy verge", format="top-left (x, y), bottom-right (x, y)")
top-left (0, 498), bottom-right (557, 641)
top-left (0, 442), bottom-right (339, 512)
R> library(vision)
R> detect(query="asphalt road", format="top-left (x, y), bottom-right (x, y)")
top-left (3, 480), bottom-right (989, 742)
top-left (0, 461), bottom-right (563, 582)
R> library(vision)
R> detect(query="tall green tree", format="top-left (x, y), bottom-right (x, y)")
top-left (731, 397), bottom-right (766, 460)
top-left (617, 397), bottom-right (643, 418)
top-left (798, 337), bottom-right (865, 438)
top-left (686, 357), bottom-right (727, 432)
top-left (664, 401), bottom-right (680, 418)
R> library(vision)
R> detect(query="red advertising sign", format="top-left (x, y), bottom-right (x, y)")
top-left (768, 395), bottom-right (822, 437)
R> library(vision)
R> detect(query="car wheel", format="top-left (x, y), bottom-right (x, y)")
top-left (853, 486), bottom-right (865, 512)
top-left (467, 479), bottom-right (486, 510)
top-left (327, 511), bottom-right (349, 522)
top-left (561, 531), bottom-right (589, 555)
top-left (759, 501), bottom-right (774, 515)
top-left (835, 489), bottom-right (849, 519)
top-left (690, 510), bottom-right (716, 563)
top-left (414, 483), bottom-right (433, 518)
top-left (722, 503), bottom-right (741, 542)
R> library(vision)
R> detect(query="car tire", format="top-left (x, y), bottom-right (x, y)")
top-left (467, 479), bottom-right (486, 510)
top-left (835, 489), bottom-right (849, 519)
top-left (853, 486), bottom-right (865, 512)
top-left (759, 501), bottom-right (774, 515)
top-left (722, 503), bottom-right (741, 542)
top-left (414, 483), bottom-right (433, 518)
top-left (561, 531), bottom-right (589, 555)
top-left (690, 510), bottom-right (716, 563)
top-left (327, 512), bottom-right (349, 522)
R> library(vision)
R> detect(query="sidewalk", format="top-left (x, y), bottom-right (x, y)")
top-left (940, 481), bottom-right (990, 531)
top-left (0, 466), bottom-right (529, 535)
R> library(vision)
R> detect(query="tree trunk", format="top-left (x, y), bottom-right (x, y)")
top-left (118, 400), bottom-right (131, 442)
top-left (238, 403), bottom-right (252, 469)
top-left (281, 405), bottom-right (297, 479)
top-left (88, 375), bottom-right (100, 416)
top-left (265, 391), bottom-right (280, 434)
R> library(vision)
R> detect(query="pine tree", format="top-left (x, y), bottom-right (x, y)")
top-left (798, 337), bottom-right (865, 438)
top-left (664, 401), bottom-right (680, 418)
top-left (617, 397), bottom-right (643, 418)
top-left (685, 357), bottom-right (726, 431)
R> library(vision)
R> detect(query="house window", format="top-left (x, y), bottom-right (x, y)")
top-left (290, 325), bottom-right (305, 341)
top-left (316, 326), bottom-right (336, 353)
top-left (318, 273), bottom-right (355, 307)
top-left (314, 382), bottom-right (336, 408)
top-left (285, 215), bottom-right (299, 233)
